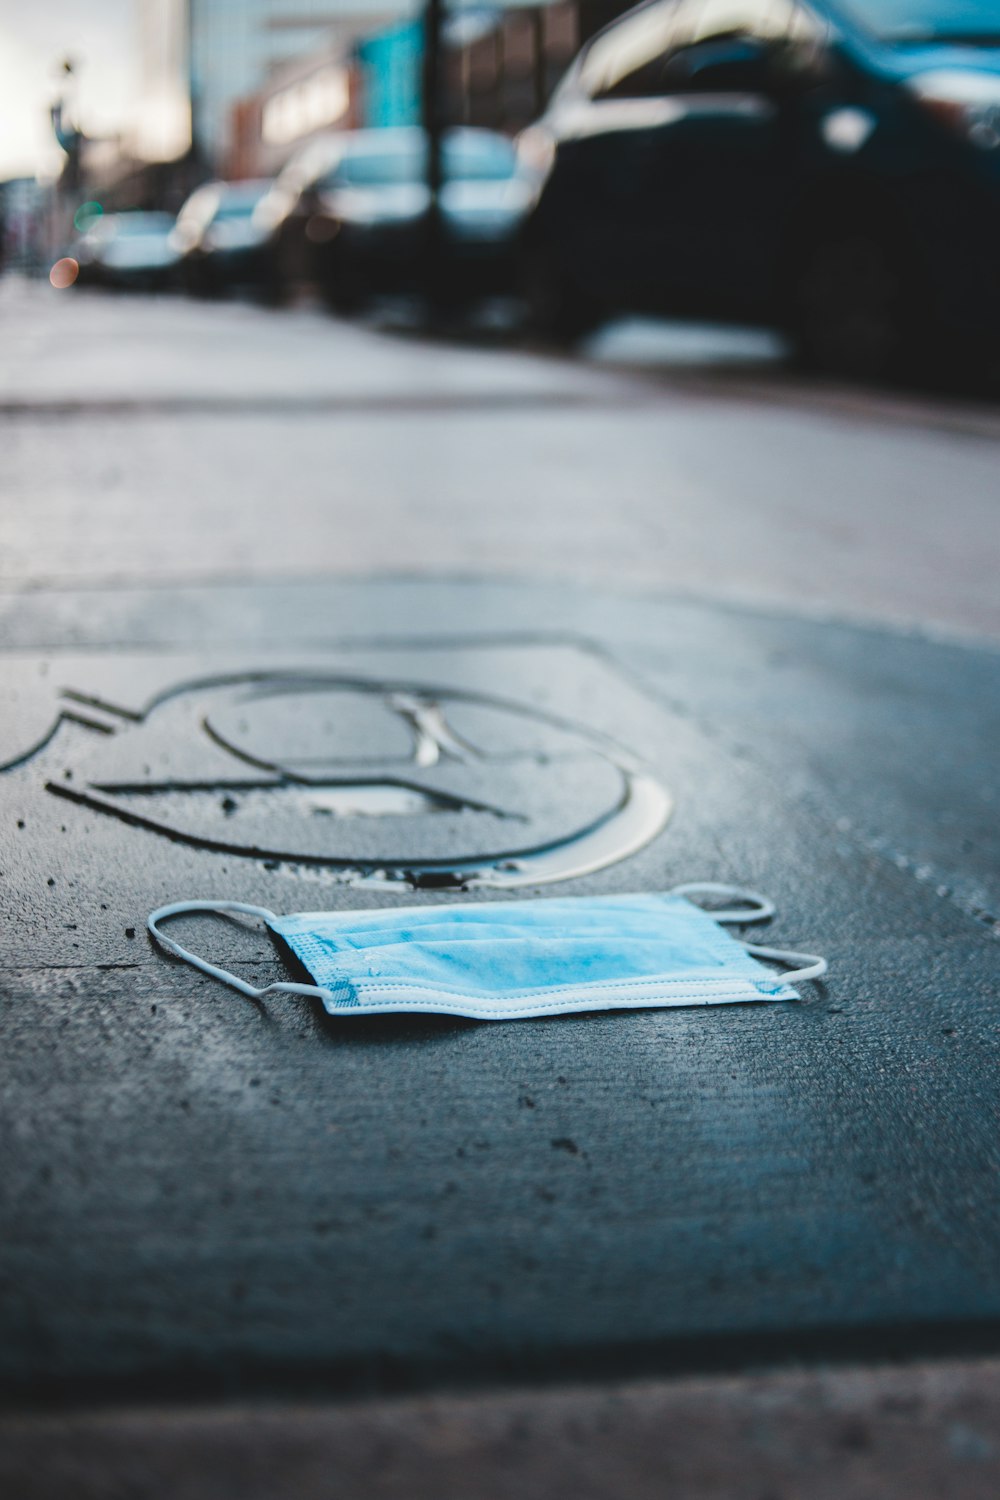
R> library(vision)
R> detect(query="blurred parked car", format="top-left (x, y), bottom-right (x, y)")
top-left (256, 127), bottom-right (534, 310)
top-left (519, 0), bottom-right (1000, 378)
top-left (172, 179), bottom-right (273, 296)
top-left (73, 211), bottom-right (179, 291)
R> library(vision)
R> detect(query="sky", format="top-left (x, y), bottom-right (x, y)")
top-left (0, 0), bottom-right (139, 180)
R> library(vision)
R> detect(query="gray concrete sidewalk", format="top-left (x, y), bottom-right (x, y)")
top-left (3, 281), bottom-right (1000, 640)
top-left (1, 282), bottom-right (999, 1493)
top-left (4, 1358), bottom-right (1000, 1500)
top-left (2, 577), bottom-right (998, 1407)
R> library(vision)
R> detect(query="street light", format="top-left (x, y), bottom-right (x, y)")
top-left (50, 58), bottom-right (83, 194)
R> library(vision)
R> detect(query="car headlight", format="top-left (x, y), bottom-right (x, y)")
top-left (908, 70), bottom-right (1000, 149)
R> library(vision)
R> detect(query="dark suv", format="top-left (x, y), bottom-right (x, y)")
top-left (519, 0), bottom-right (1000, 377)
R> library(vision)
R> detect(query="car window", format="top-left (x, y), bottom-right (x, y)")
top-left (113, 214), bottom-right (175, 237)
top-left (445, 134), bottom-right (518, 181)
top-left (327, 143), bottom-right (422, 188)
top-left (581, 0), bottom-right (821, 99)
top-left (580, 1), bottom-right (681, 100)
top-left (322, 134), bottom-right (516, 189)
top-left (213, 189), bottom-right (269, 222)
top-left (835, 0), bottom-right (1000, 43)
top-left (677, 0), bottom-right (826, 84)
top-left (688, 0), bottom-right (797, 43)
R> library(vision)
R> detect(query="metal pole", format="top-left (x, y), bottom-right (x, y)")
top-left (422, 0), bottom-right (446, 312)
top-left (532, 8), bottom-right (547, 124)
top-left (187, 0), bottom-right (201, 169)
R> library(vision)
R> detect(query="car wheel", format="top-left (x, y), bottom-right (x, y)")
top-left (189, 264), bottom-right (216, 300)
top-left (521, 245), bottom-right (605, 346)
top-left (321, 260), bottom-right (368, 316)
top-left (793, 232), bottom-right (909, 381)
top-left (273, 228), bottom-right (310, 303)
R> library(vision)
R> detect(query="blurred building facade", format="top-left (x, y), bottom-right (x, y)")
top-left (226, 41), bottom-right (362, 180)
top-left (226, 1), bottom-right (591, 178)
top-left (188, 0), bottom-right (398, 167)
top-left (136, 0), bottom-right (407, 174)
top-left (134, 0), bottom-right (192, 164)
top-left (444, 4), bottom-right (580, 135)
top-left (132, 0), bottom-right (634, 183)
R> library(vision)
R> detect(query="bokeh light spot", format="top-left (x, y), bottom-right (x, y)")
top-left (73, 201), bottom-right (103, 232)
top-left (50, 258), bottom-right (79, 290)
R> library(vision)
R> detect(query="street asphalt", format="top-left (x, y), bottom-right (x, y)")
top-left (1, 279), bottom-right (998, 1492)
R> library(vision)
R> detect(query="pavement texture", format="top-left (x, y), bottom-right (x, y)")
top-left (3, 279), bottom-right (1000, 639)
top-left (1, 280), bottom-right (999, 1493)
top-left (2, 1359), bottom-right (1000, 1500)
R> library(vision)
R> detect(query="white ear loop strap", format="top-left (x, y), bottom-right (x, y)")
top-left (147, 900), bottom-right (330, 1002)
top-left (668, 882), bottom-right (776, 923)
top-left (743, 942), bottom-right (828, 985)
top-left (668, 883), bottom-right (827, 986)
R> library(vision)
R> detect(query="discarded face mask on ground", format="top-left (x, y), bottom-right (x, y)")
top-left (147, 884), bottom-right (827, 1021)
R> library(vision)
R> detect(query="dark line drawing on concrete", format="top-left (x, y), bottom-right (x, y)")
top-left (89, 777), bottom-right (518, 820)
top-left (0, 710), bottom-right (117, 773)
top-left (59, 689), bottom-right (143, 722)
top-left (4, 669), bottom-right (673, 888)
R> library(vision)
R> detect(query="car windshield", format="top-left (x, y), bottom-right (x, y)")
top-left (323, 134), bottom-right (516, 189)
top-left (214, 188), bottom-right (268, 221)
top-left (835, 0), bottom-right (1000, 42)
top-left (444, 135), bottom-right (517, 180)
top-left (112, 213), bottom-right (175, 236)
top-left (329, 144), bottom-right (422, 187)
top-left (215, 201), bottom-right (265, 223)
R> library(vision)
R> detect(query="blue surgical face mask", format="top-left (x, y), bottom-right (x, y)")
top-left (147, 884), bottom-right (826, 1021)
